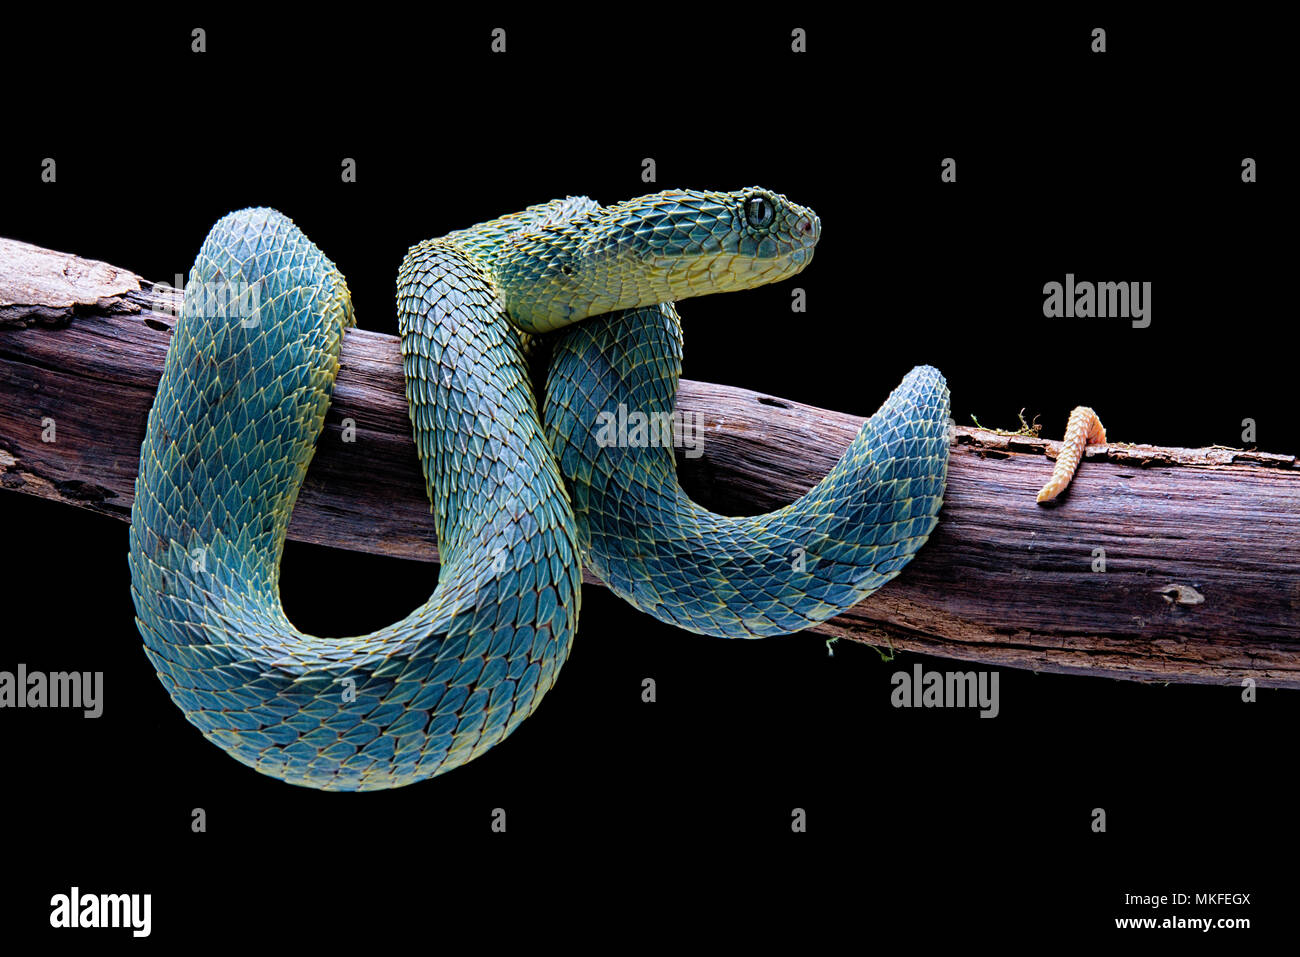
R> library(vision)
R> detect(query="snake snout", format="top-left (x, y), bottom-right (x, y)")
top-left (794, 212), bottom-right (820, 247)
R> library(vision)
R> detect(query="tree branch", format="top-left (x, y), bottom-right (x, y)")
top-left (2, 237), bottom-right (1297, 686)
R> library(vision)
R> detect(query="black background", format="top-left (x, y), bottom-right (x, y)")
top-left (1, 9), bottom-right (1292, 945)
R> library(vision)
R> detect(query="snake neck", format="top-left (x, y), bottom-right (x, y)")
top-left (486, 188), bottom-right (820, 332)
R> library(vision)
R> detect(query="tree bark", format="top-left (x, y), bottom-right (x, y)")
top-left (2, 237), bottom-right (1297, 686)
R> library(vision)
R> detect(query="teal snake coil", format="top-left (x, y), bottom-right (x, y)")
top-left (128, 189), bottom-right (950, 790)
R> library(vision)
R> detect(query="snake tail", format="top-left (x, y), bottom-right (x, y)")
top-left (1036, 406), bottom-right (1106, 503)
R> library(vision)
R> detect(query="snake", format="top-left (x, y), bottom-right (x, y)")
top-left (128, 188), bottom-right (951, 791)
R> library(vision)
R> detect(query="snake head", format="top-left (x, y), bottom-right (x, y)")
top-left (623, 186), bottom-right (820, 289)
top-left (495, 187), bottom-right (820, 332)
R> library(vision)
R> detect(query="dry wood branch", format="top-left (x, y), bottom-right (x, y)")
top-left (2, 237), bottom-right (1298, 686)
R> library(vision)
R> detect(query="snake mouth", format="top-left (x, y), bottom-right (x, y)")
top-left (787, 246), bottom-right (814, 268)
top-left (649, 247), bottom-right (814, 295)
top-left (750, 245), bottom-right (815, 284)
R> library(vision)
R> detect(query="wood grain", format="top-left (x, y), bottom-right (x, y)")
top-left (2, 239), bottom-right (1297, 686)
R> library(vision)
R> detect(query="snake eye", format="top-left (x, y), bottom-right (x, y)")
top-left (744, 193), bottom-right (774, 228)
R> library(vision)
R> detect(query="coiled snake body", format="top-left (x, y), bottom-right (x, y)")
top-left (128, 189), bottom-right (950, 790)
